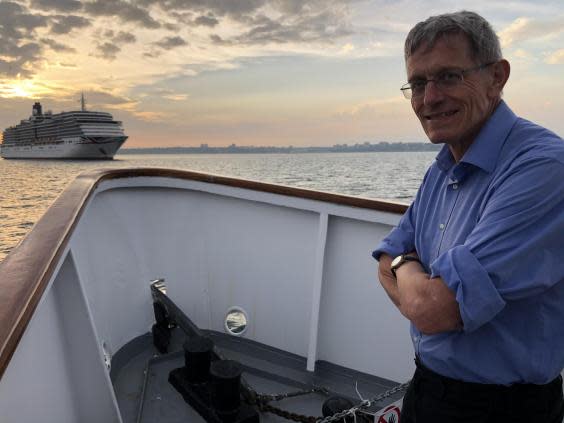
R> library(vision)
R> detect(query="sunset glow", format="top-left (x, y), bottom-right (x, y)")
top-left (0, 79), bottom-right (51, 99)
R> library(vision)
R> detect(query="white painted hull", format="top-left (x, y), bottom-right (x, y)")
top-left (0, 136), bottom-right (127, 159)
top-left (0, 169), bottom-right (412, 422)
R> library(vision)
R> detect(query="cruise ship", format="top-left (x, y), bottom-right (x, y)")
top-left (0, 96), bottom-right (128, 159)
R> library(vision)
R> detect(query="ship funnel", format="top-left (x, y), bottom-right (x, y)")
top-left (32, 102), bottom-right (42, 116)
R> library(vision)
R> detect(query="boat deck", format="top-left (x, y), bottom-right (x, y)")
top-left (111, 329), bottom-right (405, 423)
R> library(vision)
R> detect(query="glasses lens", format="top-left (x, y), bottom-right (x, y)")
top-left (401, 86), bottom-right (412, 99)
top-left (436, 71), bottom-right (463, 90)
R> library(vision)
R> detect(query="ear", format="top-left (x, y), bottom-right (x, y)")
top-left (488, 59), bottom-right (510, 97)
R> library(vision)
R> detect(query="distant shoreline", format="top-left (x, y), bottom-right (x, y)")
top-left (119, 142), bottom-right (440, 155)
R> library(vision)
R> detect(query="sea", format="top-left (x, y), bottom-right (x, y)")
top-left (0, 151), bottom-right (436, 262)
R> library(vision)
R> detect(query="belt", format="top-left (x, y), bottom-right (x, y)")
top-left (413, 356), bottom-right (562, 400)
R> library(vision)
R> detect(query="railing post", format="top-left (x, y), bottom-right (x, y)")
top-left (306, 212), bottom-right (329, 371)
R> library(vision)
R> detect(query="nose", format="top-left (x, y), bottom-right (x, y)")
top-left (423, 80), bottom-right (444, 106)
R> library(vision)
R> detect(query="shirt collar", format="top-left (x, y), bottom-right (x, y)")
top-left (435, 100), bottom-right (518, 175)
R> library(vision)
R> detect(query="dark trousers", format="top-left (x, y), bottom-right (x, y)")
top-left (401, 359), bottom-right (564, 423)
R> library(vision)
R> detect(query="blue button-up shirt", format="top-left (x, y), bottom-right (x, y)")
top-left (373, 101), bottom-right (564, 385)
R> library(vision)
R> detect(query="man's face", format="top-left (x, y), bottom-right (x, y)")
top-left (406, 34), bottom-right (497, 155)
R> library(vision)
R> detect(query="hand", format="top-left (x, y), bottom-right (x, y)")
top-left (377, 254), bottom-right (402, 308)
top-left (395, 263), bottom-right (462, 334)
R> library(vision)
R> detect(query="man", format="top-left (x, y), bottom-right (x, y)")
top-left (372, 11), bottom-right (564, 423)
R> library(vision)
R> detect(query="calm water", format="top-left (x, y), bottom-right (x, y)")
top-left (0, 151), bottom-right (435, 262)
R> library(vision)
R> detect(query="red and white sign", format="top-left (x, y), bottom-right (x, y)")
top-left (374, 398), bottom-right (402, 423)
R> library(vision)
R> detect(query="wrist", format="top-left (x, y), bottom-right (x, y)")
top-left (390, 254), bottom-right (422, 278)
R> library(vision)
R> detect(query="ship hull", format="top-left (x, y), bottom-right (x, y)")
top-left (0, 136), bottom-right (128, 159)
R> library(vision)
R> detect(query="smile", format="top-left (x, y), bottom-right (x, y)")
top-left (425, 110), bottom-right (459, 120)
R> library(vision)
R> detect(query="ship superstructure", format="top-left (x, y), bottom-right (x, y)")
top-left (1, 96), bottom-right (127, 159)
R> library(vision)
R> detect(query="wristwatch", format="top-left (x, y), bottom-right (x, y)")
top-left (390, 254), bottom-right (422, 278)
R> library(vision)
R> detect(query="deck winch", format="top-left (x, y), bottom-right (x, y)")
top-left (169, 335), bottom-right (259, 423)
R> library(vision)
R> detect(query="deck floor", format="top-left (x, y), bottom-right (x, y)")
top-left (111, 329), bottom-right (404, 423)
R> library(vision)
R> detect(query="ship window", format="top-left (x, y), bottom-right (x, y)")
top-left (224, 307), bottom-right (248, 337)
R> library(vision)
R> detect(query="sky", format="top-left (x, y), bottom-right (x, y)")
top-left (1, 0), bottom-right (563, 148)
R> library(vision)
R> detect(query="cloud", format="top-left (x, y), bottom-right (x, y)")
top-left (169, 11), bottom-right (194, 24)
top-left (338, 97), bottom-right (406, 118)
top-left (94, 42), bottom-right (121, 60)
top-left (114, 31), bottom-right (137, 44)
top-left (139, 0), bottom-right (355, 46)
top-left (0, 42), bottom-right (43, 78)
top-left (163, 93), bottom-right (189, 101)
top-left (169, 1), bottom-right (355, 46)
top-left (169, 11), bottom-right (220, 28)
top-left (143, 50), bottom-right (162, 58)
top-left (209, 34), bottom-right (232, 45)
top-left (83, 0), bottom-right (160, 29)
top-left (499, 17), bottom-right (564, 47)
top-left (194, 14), bottom-right (219, 27)
top-left (50, 15), bottom-right (91, 34)
top-left (83, 90), bottom-right (133, 106)
top-left (57, 62), bottom-right (77, 68)
top-left (86, 91), bottom-right (168, 121)
top-left (546, 49), bottom-right (564, 64)
top-left (29, 0), bottom-right (82, 12)
top-left (154, 36), bottom-right (188, 49)
top-left (163, 22), bottom-right (181, 31)
top-left (234, 9), bottom-right (353, 45)
top-left (0, 3), bottom-right (51, 77)
top-left (0, 2), bottom-right (49, 40)
top-left (104, 30), bottom-right (137, 44)
top-left (129, 110), bottom-right (168, 121)
top-left (41, 38), bottom-right (77, 53)
top-left (271, 0), bottom-right (306, 15)
top-left (0, 60), bottom-right (19, 78)
top-left (139, 0), bottom-right (267, 20)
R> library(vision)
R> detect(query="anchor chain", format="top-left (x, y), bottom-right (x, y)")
top-left (315, 381), bottom-right (411, 423)
top-left (244, 381), bottom-right (410, 423)
top-left (246, 386), bottom-right (327, 423)
top-left (257, 402), bottom-right (319, 423)
top-left (257, 387), bottom-right (329, 403)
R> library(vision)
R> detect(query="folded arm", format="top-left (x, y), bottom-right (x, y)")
top-left (378, 253), bottom-right (462, 334)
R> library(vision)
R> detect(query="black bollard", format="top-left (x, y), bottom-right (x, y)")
top-left (210, 360), bottom-right (242, 421)
top-left (184, 336), bottom-right (214, 383)
top-left (322, 396), bottom-right (354, 423)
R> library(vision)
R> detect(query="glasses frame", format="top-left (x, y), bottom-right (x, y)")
top-left (400, 62), bottom-right (496, 100)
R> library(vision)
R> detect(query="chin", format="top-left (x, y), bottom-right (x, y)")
top-left (424, 129), bottom-right (451, 145)
top-left (427, 137), bottom-right (445, 145)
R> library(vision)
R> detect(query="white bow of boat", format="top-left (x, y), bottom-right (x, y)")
top-left (0, 168), bottom-right (413, 422)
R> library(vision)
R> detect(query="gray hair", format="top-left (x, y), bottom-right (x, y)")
top-left (404, 11), bottom-right (502, 64)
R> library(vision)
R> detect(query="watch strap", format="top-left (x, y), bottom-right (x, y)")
top-left (390, 255), bottom-right (422, 278)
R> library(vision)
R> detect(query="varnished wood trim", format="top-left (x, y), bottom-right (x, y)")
top-left (0, 168), bottom-right (408, 379)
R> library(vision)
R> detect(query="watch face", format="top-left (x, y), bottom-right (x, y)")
top-left (391, 255), bottom-right (404, 268)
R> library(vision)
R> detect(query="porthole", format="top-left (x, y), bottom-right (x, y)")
top-left (224, 307), bottom-right (248, 337)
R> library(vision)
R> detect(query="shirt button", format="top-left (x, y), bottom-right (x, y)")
top-left (439, 223), bottom-right (445, 230)
top-left (452, 184), bottom-right (459, 190)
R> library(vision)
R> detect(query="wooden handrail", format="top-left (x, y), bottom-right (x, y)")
top-left (0, 167), bottom-right (407, 379)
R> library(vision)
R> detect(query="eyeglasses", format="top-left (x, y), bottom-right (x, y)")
top-left (400, 62), bottom-right (496, 100)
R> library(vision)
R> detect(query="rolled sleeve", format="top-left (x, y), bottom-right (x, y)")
top-left (431, 245), bottom-right (506, 332)
top-left (372, 204), bottom-right (416, 261)
top-left (372, 225), bottom-right (414, 260)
